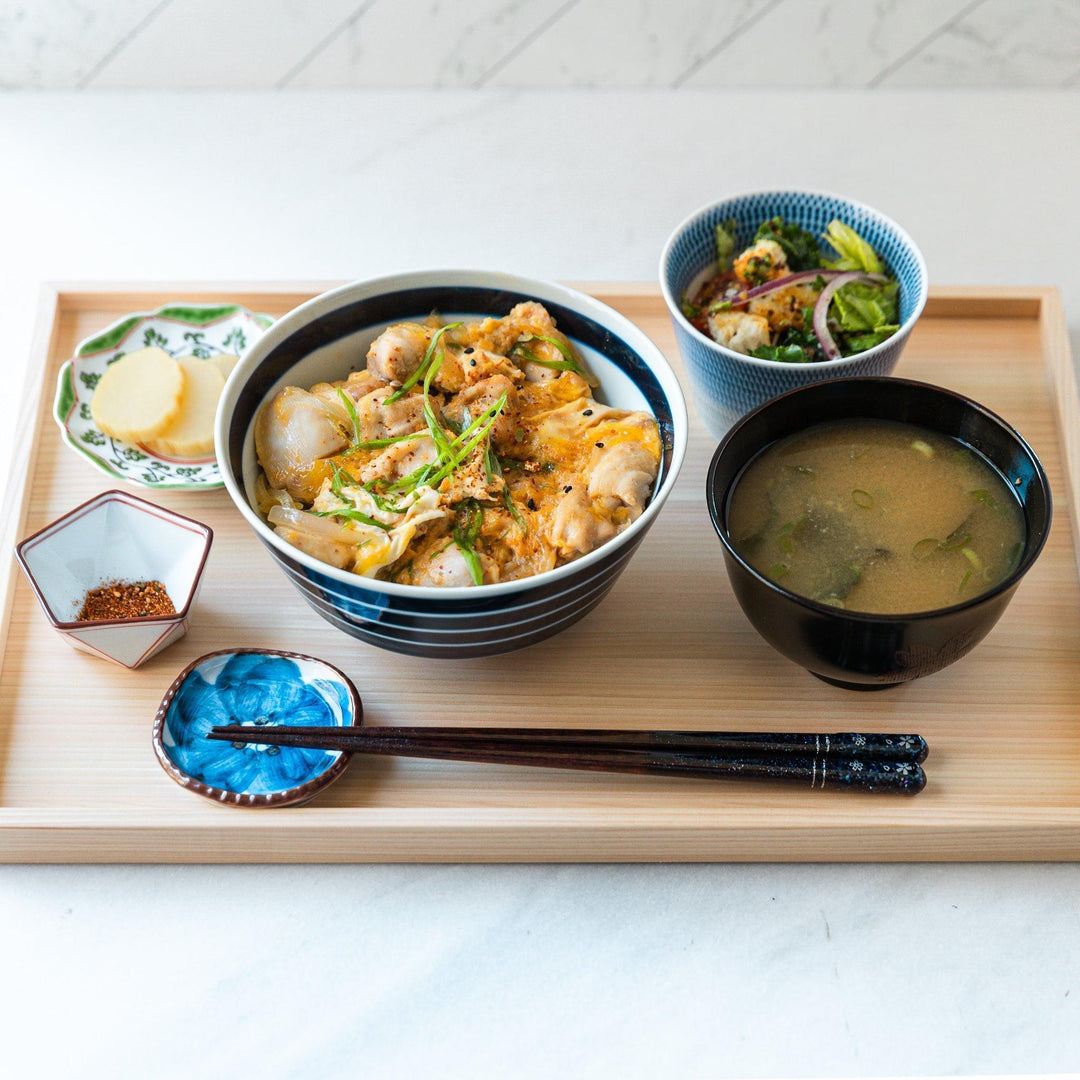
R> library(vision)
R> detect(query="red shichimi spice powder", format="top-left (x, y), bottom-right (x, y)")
top-left (78, 580), bottom-right (176, 621)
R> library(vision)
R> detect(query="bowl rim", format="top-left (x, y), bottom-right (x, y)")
top-left (658, 187), bottom-right (929, 372)
top-left (705, 375), bottom-right (1053, 624)
top-left (215, 269), bottom-right (689, 600)
top-left (151, 647), bottom-right (361, 808)
top-left (14, 487), bottom-right (214, 630)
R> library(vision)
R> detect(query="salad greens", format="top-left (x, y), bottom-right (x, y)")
top-left (690, 215), bottom-right (901, 363)
top-left (754, 216), bottom-right (822, 273)
top-left (715, 218), bottom-right (738, 273)
top-left (821, 220), bottom-right (885, 275)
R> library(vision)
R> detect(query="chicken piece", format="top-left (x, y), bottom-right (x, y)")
top-left (365, 322), bottom-right (432, 385)
top-left (355, 386), bottom-right (428, 441)
top-left (488, 301), bottom-right (562, 355)
top-left (587, 441), bottom-right (658, 514)
top-left (437, 446), bottom-right (500, 503)
top-left (310, 369), bottom-right (384, 409)
top-left (356, 434), bottom-right (439, 483)
top-left (255, 386), bottom-right (351, 502)
top-left (412, 542), bottom-right (496, 587)
top-left (706, 311), bottom-right (771, 355)
top-left (433, 347), bottom-right (523, 393)
top-left (748, 283), bottom-right (819, 336)
top-left (549, 490), bottom-right (617, 559)
top-left (733, 238), bottom-right (789, 286)
top-left (443, 375), bottom-right (518, 451)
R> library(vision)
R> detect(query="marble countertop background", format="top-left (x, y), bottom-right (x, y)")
top-left (1, 5), bottom-right (1079, 1076)
top-left (3, 0), bottom-right (1079, 90)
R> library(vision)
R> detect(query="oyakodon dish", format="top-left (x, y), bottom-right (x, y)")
top-left (253, 302), bottom-right (662, 587)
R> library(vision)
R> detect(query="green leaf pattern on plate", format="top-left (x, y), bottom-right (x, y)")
top-left (55, 303), bottom-right (272, 491)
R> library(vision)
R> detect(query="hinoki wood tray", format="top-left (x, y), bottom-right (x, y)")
top-left (2, 283), bottom-right (1078, 863)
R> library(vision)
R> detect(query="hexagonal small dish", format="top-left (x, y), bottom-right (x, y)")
top-left (153, 650), bottom-right (362, 807)
top-left (15, 489), bottom-right (213, 669)
top-left (54, 302), bottom-right (273, 490)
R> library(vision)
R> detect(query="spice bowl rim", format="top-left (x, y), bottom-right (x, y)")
top-left (14, 488), bottom-right (214, 631)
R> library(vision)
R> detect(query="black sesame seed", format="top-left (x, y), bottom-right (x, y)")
top-left (564, 485), bottom-right (572, 493)
top-left (527, 498), bottom-right (538, 511)
top-left (583, 409), bottom-right (593, 416)
top-left (595, 441), bottom-right (604, 448)
top-left (469, 359), bottom-right (477, 366)
top-left (464, 347), bottom-right (474, 354)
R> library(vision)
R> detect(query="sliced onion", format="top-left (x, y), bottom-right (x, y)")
top-left (718, 269), bottom-right (846, 310)
top-left (811, 272), bottom-right (887, 361)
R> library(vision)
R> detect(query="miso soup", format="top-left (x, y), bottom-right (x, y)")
top-left (727, 419), bottom-right (1026, 614)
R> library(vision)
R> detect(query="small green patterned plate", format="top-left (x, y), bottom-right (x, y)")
top-left (54, 303), bottom-right (273, 490)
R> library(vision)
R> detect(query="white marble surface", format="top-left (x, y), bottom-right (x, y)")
top-left (2, 0), bottom-right (1080, 89)
top-left (1, 89), bottom-right (1080, 1077)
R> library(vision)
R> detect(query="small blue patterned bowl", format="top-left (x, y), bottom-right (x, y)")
top-left (659, 190), bottom-right (928, 440)
top-left (152, 649), bottom-right (361, 807)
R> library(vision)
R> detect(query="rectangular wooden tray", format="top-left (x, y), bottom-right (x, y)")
top-left (2, 283), bottom-right (1078, 862)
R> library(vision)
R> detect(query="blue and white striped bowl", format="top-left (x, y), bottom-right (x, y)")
top-left (659, 190), bottom-right (928, 441)
top-left (216, 271), bottom-right (688, 658)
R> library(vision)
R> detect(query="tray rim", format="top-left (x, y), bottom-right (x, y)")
top-left (1, 281), bottom-right (1077, 863)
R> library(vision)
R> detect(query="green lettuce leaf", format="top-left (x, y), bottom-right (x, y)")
top-left (755, 216), bottom-right (822, 272)
top-left (844, 329), bottom-right (900, 353)
top-left (832, 280), bottom-right (899, 332)
top-left (821, 220), bottom-right (884, 274)
top-left (748, 343), bottom-right (813, 364)
top-left (715, 219), bottom-right (738, 272)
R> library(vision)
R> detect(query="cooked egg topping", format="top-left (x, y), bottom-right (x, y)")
top-left (254, 302), bottom-right (662, 586)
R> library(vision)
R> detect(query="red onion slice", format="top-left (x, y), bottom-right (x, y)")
top-left (812, 272), bottom-right (887, 360)
top-left (716, 269), bottom-right (846, 310)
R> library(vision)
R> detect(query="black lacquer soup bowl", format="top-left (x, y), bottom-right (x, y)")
top-left (705, 377), bottom-right (1052, 689)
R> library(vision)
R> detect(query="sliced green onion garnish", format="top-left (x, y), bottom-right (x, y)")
top-left (958, 569), bottom-right (972, 594)
top-left (513, 346), bottom-right (579, 373)
top-left (421, 352), bottom-right (455, 460)
top-left (384, 323), bottom-right (462, 404)
top-left (330, 460), bottom-right (358, 499)
top-left (911, 439), bottom-right (934, 459)
top-left (852, 488), bottom-right (874, 509)
top-left (452, 501), bottom-right (485, 586)
top-left (516, 333), bottom-right (584, 374)
top-left (502, 487), bottom-right (527, 534)
top-left (362, 482), bottom-right (406, 514)
top-left (336, 387), bottom-right (363, 447)
top-left (312, 507), bottom-right (391, 531)
top-left (912, 538), bottom-right (940, 560)
top-left (708, 300), bottom-right (733, 313)
top-left (939, 530), bottom-right (970, 552)
top-left (768, 563), bottom-right (790, 580)
top-left (777, 521), bottom-right (797, 556)
top-left (352, 431), bottom-right (427, 450)
top-left (961, 547), bottom-right (985, 575)
top-left (424, 396), bottom-right (507, 489)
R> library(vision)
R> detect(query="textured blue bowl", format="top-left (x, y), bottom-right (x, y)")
top-left (216, 271), bottom-right (688, 658)
top-left (153, 650), bottom-right (361, 807)
top-left (660, 190), bottom-right (928, 441)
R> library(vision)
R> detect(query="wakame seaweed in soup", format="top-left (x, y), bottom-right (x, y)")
top-left (727, 419), bottom-right (1025, 615)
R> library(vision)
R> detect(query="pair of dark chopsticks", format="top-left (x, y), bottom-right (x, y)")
top-left (207, 726), bottom-right (928, 794)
